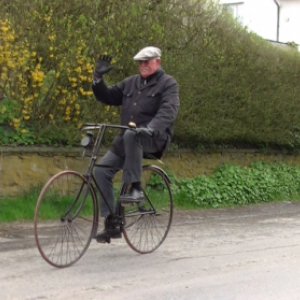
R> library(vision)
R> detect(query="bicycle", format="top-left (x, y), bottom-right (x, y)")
top-left (34, 122), bottom-right (173, 268)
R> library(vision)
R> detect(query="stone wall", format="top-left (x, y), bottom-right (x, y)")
top-left (1, 146), bottom-right (300, 197)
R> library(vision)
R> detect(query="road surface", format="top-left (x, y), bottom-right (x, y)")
top-left (1, 201), bottom-right (300, 300)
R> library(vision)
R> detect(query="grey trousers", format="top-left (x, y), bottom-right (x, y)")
top-left (94, 129), bottom-right (162, 217)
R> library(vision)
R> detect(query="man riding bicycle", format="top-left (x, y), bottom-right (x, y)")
top-left (92, 46), bottom-right (180, 243)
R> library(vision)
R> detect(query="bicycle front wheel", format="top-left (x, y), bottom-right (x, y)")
top-left (121, 165), bottom-right (173, 254)
top-left (34, 170), bottom-right (98, 268)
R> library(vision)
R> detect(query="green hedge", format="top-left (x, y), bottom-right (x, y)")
top-left (1, 0), bottom-right (300, 148)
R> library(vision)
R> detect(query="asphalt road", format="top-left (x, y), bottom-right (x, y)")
top-left (1, 201), bottom-right (300, 300)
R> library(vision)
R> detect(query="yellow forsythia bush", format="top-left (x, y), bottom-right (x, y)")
top-left (0, 16), bottom-right (110, 145)
top-left (0, 19), bottom-right (43, 132)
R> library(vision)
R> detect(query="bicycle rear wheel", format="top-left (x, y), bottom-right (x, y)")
top-left (121, 165), bottom-right (173, 254)
top-left (34, 170), bottom-right (98, 268)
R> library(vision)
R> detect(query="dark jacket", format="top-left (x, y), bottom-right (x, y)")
top-left (92, 69), bottom-right (180, 158)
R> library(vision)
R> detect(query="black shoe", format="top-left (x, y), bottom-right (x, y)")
top-left (119, 188), bottom-right (144, 205)
top-left (94, 228), bottom-right (122, 244)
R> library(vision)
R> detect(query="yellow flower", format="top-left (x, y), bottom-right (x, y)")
top-left (24, 96), bottom-right (33, 103)
top-left (68, 77), bottom-right (77, 82)
top-left (1, 106), bottom-right (7, 113)
top-left (21, 129), bottom-right (27, 134)
top-left (1, 73), bottom-right (7, 80)
top-left (24, 116), bottom-right (30, 121)
top-left (79, 75), bottom-right (88, 81)
top-left (1, 26), bottom-right (9, 33)
top-left (48, 34), bottom-right (55, 41)
top-left (79, 87), bottom-right (85, 95)
top-left (7, 34), bottom-right (14, 41)
top-left (49, 114), bottom-right (54, 120)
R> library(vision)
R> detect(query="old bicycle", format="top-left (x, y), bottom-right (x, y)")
top-left (34, 123), bottom-right (173, 268)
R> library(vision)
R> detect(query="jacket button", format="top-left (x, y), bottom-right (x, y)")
top-left (138, 91), bottom-right (141, 94)
top-left (127, 94), bottom-right (130, 97)
top-left (134, 103), bottom-right (137, 106)
top-left (152, 94), bottom-right (155, 97)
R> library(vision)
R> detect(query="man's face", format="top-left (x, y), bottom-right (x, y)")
top-left (138, 58), bottom-right (161, 78)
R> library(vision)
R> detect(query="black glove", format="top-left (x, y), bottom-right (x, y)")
top-left (93, 55), bottom-right (113, 78)
top-left (136, 127), bottom-right (155, 137)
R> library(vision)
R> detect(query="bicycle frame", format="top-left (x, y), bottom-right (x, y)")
top-left (79, 123), bottom-right (172, 221)
top-left (80, 123), bottom-right (129, 217)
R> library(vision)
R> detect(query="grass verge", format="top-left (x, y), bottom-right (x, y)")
top-left (1, 161), bottom-right (300, 223)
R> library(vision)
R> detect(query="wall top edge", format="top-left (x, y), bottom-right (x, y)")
top-left (0, 146), bottom-right (298, 155)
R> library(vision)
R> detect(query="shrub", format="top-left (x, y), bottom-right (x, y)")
top-left (171, 161), bottom-right (300, 208)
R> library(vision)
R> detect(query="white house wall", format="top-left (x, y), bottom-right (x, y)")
top-left (243, 0), bottom-right (277, 41)
top-left (279, 0), bottom-right (300, 44)
top-left (220, 0), bottom-right (300, 45)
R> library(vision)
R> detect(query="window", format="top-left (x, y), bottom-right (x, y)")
top-left (224, 2), bottom-right (244, 21)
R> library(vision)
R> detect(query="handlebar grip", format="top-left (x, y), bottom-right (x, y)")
top-left (128, 122), bottom-right (136, 128)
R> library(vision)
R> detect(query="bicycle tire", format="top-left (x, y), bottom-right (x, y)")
top-left (34, 170), bottom-right (98, 268)
top-left (121, 165), bottom-right (173, 254)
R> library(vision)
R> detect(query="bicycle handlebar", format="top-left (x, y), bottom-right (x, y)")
top-left (80, 122), bottom-right (136, 132)
top-left (79, 121), bottom-right (163, 163)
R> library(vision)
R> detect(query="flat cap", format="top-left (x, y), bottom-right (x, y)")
top-left (133, 46), bottom-right (161, 61)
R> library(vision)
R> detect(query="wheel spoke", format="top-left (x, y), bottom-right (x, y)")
top-left (34, 171), bottom-right (98, 268)
top-left (122, 166), bottom-right (173, 254)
